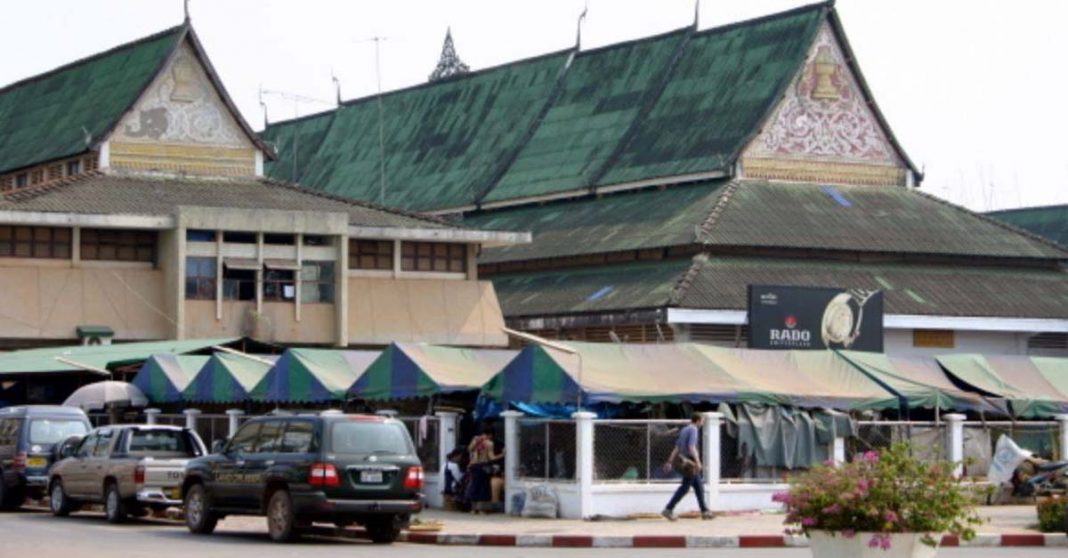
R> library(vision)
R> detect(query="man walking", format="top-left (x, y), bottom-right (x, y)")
top-left (662, 413), bottom-right (715, 520)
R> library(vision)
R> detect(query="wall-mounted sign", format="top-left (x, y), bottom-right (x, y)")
top-left (747, 285), bottom-right (883, 352)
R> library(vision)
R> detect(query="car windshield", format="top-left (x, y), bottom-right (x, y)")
top-left (329, 421), bottom-right (412, 456)
top-left (128, 429), bottom-right (199, 457)
top-left (29, 419), bottom-right (88, 445)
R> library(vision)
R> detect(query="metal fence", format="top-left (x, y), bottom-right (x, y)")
top-left (962, 421), bottom-right (1061, 478)
top-left (848, 421), bottom-right (948, 464)
top-left (514, 418), bottom-right (576, 480)
top-left (397, 416), bottom-right (441, 473)
top-left (593, 420), bottom-right (688, 482)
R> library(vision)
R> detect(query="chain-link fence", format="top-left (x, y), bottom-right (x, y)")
top-left (962, 421), bottom-right (1061, 478)
top-left (514, 419), bottom-right (576, 480)
top-left (593, 420), bottom-right (688, 482)
top-left (847, 421), bottom-right (948, 465)
top-left (398, 416), bottom-right (441, 473)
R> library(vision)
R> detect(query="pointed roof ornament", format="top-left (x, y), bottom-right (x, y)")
top-left (331, 70), bottom-right (342, 105)
top-left (428, 27), bottom-right (470, 82)
top-left (184, 0), bottom-right (191, 23)
top-left (693, 0), bottom-right (700, 29)
top-left (576, 4), bottom-right (589, 49)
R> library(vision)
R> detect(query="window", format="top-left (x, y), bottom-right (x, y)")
top-left (227, 422), bottom-right (261, 455)
top-left (280, 421), bottom-right (315, 453)
top-left (75, 433), bottom-right (98, 458)
top-left (303, 235), bottom-right (333, 247)
top-left (329, 422), bottom-right (412, 456)
top-left (301, 261), bottom-right (335, 303)
top-left (1, 176), bottom-right (13, 191)
top-left (263, 268), bottom-right (296, 302)
top-left (66, 160), bottom-right (81, 176)
top-left (84, 155), bottom-right (98, 172)
top-left (48, 164), bottom-right (63, 181)
top-left (350, 239), bottom-right (394, 270)
top-left (223, 267), bottom-right (256, 301)
top-left (223, 231), bottom-right (257, 244)
top-left (185, 257), bottom-right (217, 300)
top-left (15, 173), bottom-right (28, 188)
top-left (264, 233), bottom-right (295, 245)
top-left (913, 329), bottom-right (955, 348)
top-left (401, 242), bottom-right (467, 273)
top-left (30, 169), bottom-right (44, 185)
top-left (80, 229), bottom-right (156, 262)
top-left (28, 419), bottom-right (87, 445)
top-left (92, 429), bottom-right (115, 457)
top-left (254, 420), bottom-right (286, 453)
top-left (0, 226), bottom-right (71, 259)
top-left (127, 429), bottom-right (199, 458)
top-left (186, 229), bottom-right (216, 242)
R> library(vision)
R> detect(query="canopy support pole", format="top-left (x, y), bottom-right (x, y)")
top-left (54, 356), bottom-right (112, 377)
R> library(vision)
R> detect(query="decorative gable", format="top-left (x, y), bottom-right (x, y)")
top-left (741, 22), bottom-right (907, 187)
top-left (107, 40), bottom-right (259, 177)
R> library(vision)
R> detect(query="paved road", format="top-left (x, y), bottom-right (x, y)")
top-left (1, 509), bottom-right (1063, 557)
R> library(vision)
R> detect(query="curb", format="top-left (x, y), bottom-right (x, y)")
top-left (316, 528), bottom-right (1068, 548)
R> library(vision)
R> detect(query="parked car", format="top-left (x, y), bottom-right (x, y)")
top-left (48, 424), bottom-right (207, 523)
top-left (0, 405), bottom-right (91, 510)
top-left (182, 413), bottom-right (424, 543)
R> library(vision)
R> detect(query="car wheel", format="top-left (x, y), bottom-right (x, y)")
top-left (104, 483), bottom-right (127, 524)
top-left (266, 489), bottom-right (299, 542)
top-left (49, 480), bottom-right (74, 517)
top-left (366, 516), bottom-right (401, 544)
top-left (184, 484), bottom-right (218, 535)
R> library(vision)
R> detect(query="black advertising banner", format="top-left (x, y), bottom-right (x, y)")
top-left (747, 285), bottom-right (884, 352)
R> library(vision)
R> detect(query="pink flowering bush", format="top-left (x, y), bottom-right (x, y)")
top-left (773, 444), bottom-right (982, 548)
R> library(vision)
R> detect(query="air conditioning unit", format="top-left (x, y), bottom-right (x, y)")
top-left (76, 325), bottom-right (114, 346)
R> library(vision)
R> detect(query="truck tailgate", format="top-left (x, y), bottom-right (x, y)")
top-left (142, 458), bottom-right (188, 500)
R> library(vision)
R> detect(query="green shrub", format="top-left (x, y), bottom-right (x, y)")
top-left (1037, 497), bottom-right (1067, 533)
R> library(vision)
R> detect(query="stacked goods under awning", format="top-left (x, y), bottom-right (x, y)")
top-left (250, 348), bottom-right (379, 403)
top-left (350, 343), bottom-right (516, 401)
top-left (936, 354), bottom-right (1068, 417)
top-left (131, 354), bottom-right (210, 403)
top-left (183, 352), bottom-right (278, 403)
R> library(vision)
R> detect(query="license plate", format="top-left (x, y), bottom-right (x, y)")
top-left (167, 488), bottom-right (182, 500)
top-left (27, 457), bottom-right (48, 469)
top-left (360, 471), bottom-right (383, 484)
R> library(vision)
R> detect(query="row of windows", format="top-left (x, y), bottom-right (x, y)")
top-left (186, 229), bottom-right (334, 247)
top-left (0, 156), bottom-right (97, 192)
top-left (185, 258), bottom-right (335, 303)
top-left (349, 240), bottom-right (467, 273)
top-left (0, 226), bottom-right (156, 262)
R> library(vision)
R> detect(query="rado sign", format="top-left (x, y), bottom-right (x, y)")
top-left (747, 285), bottom-right (884, 352)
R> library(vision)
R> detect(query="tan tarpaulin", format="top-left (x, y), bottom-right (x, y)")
top-left (937, 354), bottom-right (1068, 417)
top-left (837, 351), bottom-right (999, 413)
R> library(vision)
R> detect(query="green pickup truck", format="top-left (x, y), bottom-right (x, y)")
top-left (182, 413), bottom-right (424, 543)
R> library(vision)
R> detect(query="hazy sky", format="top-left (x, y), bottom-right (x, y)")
top-left (3, 0), bottom-right (1066, 211)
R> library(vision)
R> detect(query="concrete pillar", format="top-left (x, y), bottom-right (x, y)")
top-left (435, 411), bottom-right (460, 479)
top-left (225, 409), bottom-right (245, 438)
top-left (573, 411), bottom-right (596, 519)
top-left (183, 408), bottom-right (202, 431)
top-left (944, 414), bottom-right (966, 477)
top-left (501, 411), bottom-right (523, 515)
top-left (1056, 414), bottom-right (1068, 461)
top-left (144, 408), bottom-right (160, 425)
top-left (702, 412), bottom-right (723, 510)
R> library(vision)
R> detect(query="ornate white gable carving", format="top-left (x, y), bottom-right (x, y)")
top-left (744, 23), bottom-right (902, 169)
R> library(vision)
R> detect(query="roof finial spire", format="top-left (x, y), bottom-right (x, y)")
top-left (331, 69), bottom-right (342, 105)
top-left (575, 2), bottom-right (589, 49)
top-left (258, 85), bottom-right (269, 128)
top-left (183, 0), bottom-right (190, 22)
top-left (693, 0), bottom-right (700, 29)
top-left (428, 27), bottom-right (470, 82)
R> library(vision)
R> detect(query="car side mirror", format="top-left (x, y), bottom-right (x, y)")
top-left (212, 439), bottom-right (228, 454)
top-left (57, 435), bottom-right (83, 460)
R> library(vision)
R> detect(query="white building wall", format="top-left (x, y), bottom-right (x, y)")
top-left (883, 329), bottom-right (1030, 357)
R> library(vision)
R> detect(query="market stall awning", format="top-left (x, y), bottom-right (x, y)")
top-left (0, 338), bottom-right (238, 376)
top-left (183, 352), bottom-right (278, 403)
top-left (936, 354), bottom-right (1068, 417)
top-left (351, 343), bottom-right (515, 400)
top-left (131, 354), bottom-right (209, 404)
top-left (481, 342), bottom-right (763, 405)
top-left (688, 346), bottom-right (901, 410)
top-left (251, 348), bottom-right (377, 403)
top-left (837, 351), bottom-right (1001, 413)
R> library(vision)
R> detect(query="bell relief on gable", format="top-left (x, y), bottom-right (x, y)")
top-left (742, 23), bottom-right (907, 186)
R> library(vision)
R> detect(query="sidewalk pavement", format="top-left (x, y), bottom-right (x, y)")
top-left (215, 506), bottom-right (1068, 549)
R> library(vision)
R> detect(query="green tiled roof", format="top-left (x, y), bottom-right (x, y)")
top-left (0, 26), bottom-right (184, 175)
top-left (263, 2), bottom-right (832, 211)
top-left (676, 256), bottom-right (1068, 319)
top-left (260, 109), bottom-right (336, 184)
top-left (491, 259), bottom-right (693, 318)
top-left (598, 7), bottom-right (823, 186)
top-left (469, 180), bottom-right (727, 263)
top-left (284, 51), bottom-right (572, 211)
top-left (702, 181), bottom-right (1068, 259)
top-left (988, 205), bottom-right (1068, 249)
top-left (483, 28), bottom-right (690, 202)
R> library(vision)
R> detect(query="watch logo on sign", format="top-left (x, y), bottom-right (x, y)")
top-left (784, 315), bottom-right (798, 328)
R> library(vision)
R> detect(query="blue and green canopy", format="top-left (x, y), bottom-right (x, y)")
top-left (131, 354), bottom-right (209, 403)
top-left (936, 354), bottom-right (1068, 417)
top-left (183, 352), bottom-right (278, 403)
top-left (350, 343), bottom-right (515, 401)
top-left (251, 348), bottom-right (377, 403)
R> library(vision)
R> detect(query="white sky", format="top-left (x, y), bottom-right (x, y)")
top-left (2, 0), bottom-right (1066, 211)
